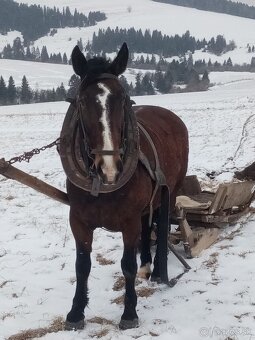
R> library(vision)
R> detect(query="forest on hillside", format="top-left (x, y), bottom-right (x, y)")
top-left (153, 0), bottom-right (255, 20)
top-left (0, 0), bottom-right (106, 42)
top-left (85, 28), bottom-right (235, 57)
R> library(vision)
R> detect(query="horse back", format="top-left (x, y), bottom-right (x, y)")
top-left (134, 105), bottom-right (189, 192)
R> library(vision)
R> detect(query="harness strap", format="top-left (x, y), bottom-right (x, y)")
top-left (138, 122), bottom-right (167, 186)
top-left (138, 122), bottom-right (168, 226)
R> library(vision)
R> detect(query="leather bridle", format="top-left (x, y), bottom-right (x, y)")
top-left (76, 73), bottom-right (128, 163)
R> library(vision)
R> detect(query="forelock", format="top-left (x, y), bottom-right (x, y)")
top-left (86, 57), bottom-right (111, 75)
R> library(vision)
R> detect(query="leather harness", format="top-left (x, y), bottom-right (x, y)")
top-left (59, 73), bottom-right (169, 225)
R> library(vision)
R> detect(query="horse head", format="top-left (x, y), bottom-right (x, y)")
top-left (71, 43), bottom-right (129, 185)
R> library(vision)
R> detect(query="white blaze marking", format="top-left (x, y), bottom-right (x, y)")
top-left (97, 83), bottom-right (117, 182)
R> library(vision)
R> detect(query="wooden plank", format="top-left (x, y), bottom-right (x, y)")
top-left (208, 185), bottom-right (227, 214)
top-left (220, 181), bottom-right (255, 210)
top-left (0, 158), bottom-right (69, 206)
top-left (186, 207), bottom-right (250, 224)
top-left (191, 228), bottom-right (220, 257)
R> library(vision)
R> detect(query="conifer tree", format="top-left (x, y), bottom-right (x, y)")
top-left (0, 76), bottom-right (7, 105)
top-left (20, 76), bottom-right (32, 104)
top-left (56, 83), bottom-right (66, 100)
top-left (141, 73), bottom-right (155, 95)
top-left (7, 76), bottom-right (16, 104)
top-left (41, 46), bottom-right (49, 62)
top-left (134, 73), bottom-right (143, 96)
top-left (63, 52), bottom-right (68, 64)
top-left (12, 37), bottom-right (25, 59)
top-left (67, 74), bottom-right (80, 97)
top-left (201, 70), bottom-right (210, 90)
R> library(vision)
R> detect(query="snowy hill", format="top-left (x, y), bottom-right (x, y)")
top-left (0, 0), bottom-right (255, 62)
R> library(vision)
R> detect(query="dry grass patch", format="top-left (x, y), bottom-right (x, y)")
top-left (203, 252), bottom-right (220, 283)
top-left (88, 317), bottom-right (114, 339)
top-left (113, 276), bottom-right (125, 291)
top-left (90, 328), bottom-right (110, 338)
top-left (238, 250), bottom-right (255, 258)
top-left (1, 312), bottom-right (15, 321)
top-left (96, 254), bottom-right (115, 266)
top-left (5, 195), bottom-right (15, 201)
top-left (111, 294), bottom-right (124, 305)
top-left (137, 286), bottom-right (156, 298)
top-left (149, 331), bottom-right (159, 337)
top-left (112, 286), bottom-right (156, 305)
top-left (113, 276), bottom-right (143, 292)
top-left (7, 316), bottom-right (65, 340)
top-left (203, 252), bottom-right (219, 271)
top-left (88, 316), bottom-right (115, 326)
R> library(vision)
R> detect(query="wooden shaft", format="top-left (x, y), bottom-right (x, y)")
top-left (0, 158), bottom-right (69, 206)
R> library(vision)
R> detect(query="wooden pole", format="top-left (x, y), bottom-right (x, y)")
top-left (0, 158), bottom-right (69, 206)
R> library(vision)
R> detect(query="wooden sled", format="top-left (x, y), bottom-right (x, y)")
top-left (173, 175), bottom-right (255, 258)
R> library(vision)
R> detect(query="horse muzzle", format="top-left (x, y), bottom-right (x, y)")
top-left (95, 154), bottom-right (123, 185)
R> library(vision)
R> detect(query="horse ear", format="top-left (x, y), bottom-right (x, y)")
top-left (110, 42), bottom-right (129, 76)
top-left (71, 46), bottom-right (87, 77)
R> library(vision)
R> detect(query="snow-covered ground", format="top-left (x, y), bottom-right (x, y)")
top-left (0, 73), bottom-right (255, 340)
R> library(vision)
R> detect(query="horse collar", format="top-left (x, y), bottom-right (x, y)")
top-left (59, 91), bottom-right (140, 196)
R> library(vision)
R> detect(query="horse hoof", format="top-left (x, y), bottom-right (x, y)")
top-left (119, 318), bottom-right (139, 330)
top-left (65, 319), bottom-right (85, 331)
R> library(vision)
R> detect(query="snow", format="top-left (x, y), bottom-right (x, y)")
top-left (0, 31), bottom-right (23, 52)
top-left (191, 48), bottom-right (255, 66)
top-left (0, 59), bottom-right (150, 89)
top-left (1, 0), bottom-right (255, 339)
top-left (1, 73), bottom-right (255, 339)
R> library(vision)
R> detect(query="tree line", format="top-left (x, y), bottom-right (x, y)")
top-left (0, 75), bottom-right (67, 105)
top-left (0, 33), bottom-right (236, 65)
top-left (85, 28), bottom-right (235, 57)
top-left (0, 0), bottom-right (106, 42)
top-left (152, 0), bottom-right (255, 20)
top-left (0, 63), bottom-right (210, 106)
top-left (0, 38), bottom-right (69, 64)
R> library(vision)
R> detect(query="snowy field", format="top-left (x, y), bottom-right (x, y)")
top-left (0, 59), bottom-right (152, 90)
top-left (0, 73), bottom-right (255, 340)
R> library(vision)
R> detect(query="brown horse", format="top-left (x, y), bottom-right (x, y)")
top-left (61, 43), bottom-right (188, 331)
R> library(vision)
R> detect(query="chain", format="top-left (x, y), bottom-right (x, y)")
top-left (7, 138), bottom-right (61, 165)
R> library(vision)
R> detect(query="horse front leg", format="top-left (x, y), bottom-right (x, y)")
top-left (119, 225), bottom-right (140, 330)
top-left (65, 213), bottom-right (93, 330)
